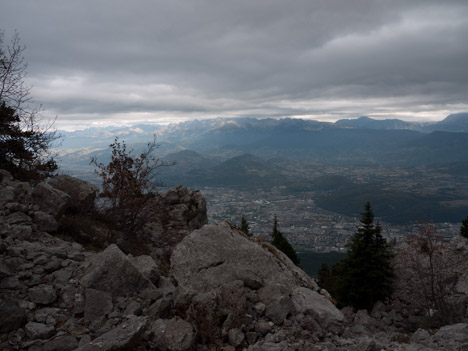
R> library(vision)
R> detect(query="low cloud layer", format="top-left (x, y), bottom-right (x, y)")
top-left (1, 0), bottom-right (467, 129)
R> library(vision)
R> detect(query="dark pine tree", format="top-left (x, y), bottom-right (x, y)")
top-left (330, 202), bottom-right (394, 310)
top-left (461, 216), bottom-right (468, 239)
top-left (0, 102), bottom-right (57, 181)
top-left (240, 215), bottom-right (252, 237)
top-left (0, 32), bottom-right (57, 182)
top-left (317, 263), bottom-right (332, 291)
top-left (271, 215), bottom-right (300, 265)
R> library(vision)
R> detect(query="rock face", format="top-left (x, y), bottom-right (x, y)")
top-left (32, 182), bottom-right (71, 218)
top-left (170, 222), bottom-right (316, 292)
top-left (81, 244), bottom-right (156, 297)
top-left (142, 185), bottom-right (208, 261)
top-left (77, 315), bottom-right (148, 351)
top-left (291, 287), bottom-right (345, 327)
top-left (2, 168), bottom-right (468, 351)
top-left (48, 174), bottom-right (98, 213)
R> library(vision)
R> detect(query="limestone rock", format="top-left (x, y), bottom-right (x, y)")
top-left (0, 301), bottom-right (27, 333)
top-left (256, 340), bottom-right (290, 351)
top-left (151, 318), bottom-right (195, 351)
top-left (28, 284), bottom-right (57, 305)
top-left (140, 186), bottom-right (208, 261)
top-left (255, 322), bottom-right (272, 336)
top-left (124, 301), bottom-right (142, 316)
top-left (77, 315), bottom-right (148, 351)
top-left (0, 261), bottom-right (11, 279)
top-left (5, 211), bottom-right (32, 225)
top-left (431, 323), bottom-right (468, 349)
top-left (81, 244), bottom-right (156, 297)
top-left (410, 328), bottom-right (431, 346)
top-left (290, 288), bottom-right (345, 327)
top-left (43, 335), bottom-right (79, 351)
top-left (84, 289), bottom-right (113, 323)
top-left (228, 328), bottom-right (245, 347)
top-left (35, 308), bottom-right (61, 323)
top-left (128, 255), bottom-right (160, 285)
top-left (0, 275), bottom-right (20, 289)
top-left (48, 175), bottom-right (98, 213)
top-left (170, 222), bottom-right (316, 293)
top-left (24, 321), bottom-right (55, 339)
top-left (33, 211), bottom-right (58, 233)
top-left (258, 284), bottom-right (295, 325)
top-left (32, 182), bottom-right (70, 218)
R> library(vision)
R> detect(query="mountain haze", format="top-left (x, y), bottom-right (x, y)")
top-left (56, 114), bottom-right (468, 224)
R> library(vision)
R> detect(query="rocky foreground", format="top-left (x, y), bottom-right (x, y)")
top-left (1, 170), bottom-right (468, 350)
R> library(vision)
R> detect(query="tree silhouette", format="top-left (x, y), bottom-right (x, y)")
top-left (460, 216), bottom-right (468, 239)
top-left (91, 137), bottom-right (170, 237)
top-left (0, 30), bottom-right (57, 182)
top-left (240, 215), bottom-right (252, 237)
top-left (330, 202), bottom-right (394, 310)
top-left (271, 215), bottom-right (300, 265)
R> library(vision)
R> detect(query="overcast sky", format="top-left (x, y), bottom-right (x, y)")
top-left (1, 0), bottom-right (468, 130)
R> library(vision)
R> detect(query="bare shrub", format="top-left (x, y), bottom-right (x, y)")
top-left (394, 222), bottom-right (463, 326)
top-left (91, 136), bottom-right (171, 241)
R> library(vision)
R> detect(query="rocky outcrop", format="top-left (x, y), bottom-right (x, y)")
top-left (171, 222), bottom-right (317, 293)
top-left (81, 244), bottom-right (157, 297)
top-left (134, 185), bottom-right (208, 267)
top-left (291, 287), bottom-right (345, 327)
top-left (32, 182), bottom-right (71, 219)
top-left (48, 175), bottom-right (98, 214)
top-left (2, 169), bottom-right (468, 350)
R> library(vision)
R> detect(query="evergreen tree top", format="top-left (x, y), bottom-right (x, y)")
top-left (271, 215), bottom-right (300, 265)
top-left (330, 202), bottom-right (395, 310)
top-left (240, 215), bottom-right (251, 237)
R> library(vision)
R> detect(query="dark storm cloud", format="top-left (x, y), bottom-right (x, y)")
top-left (1, 0), bottom-right (467, 128)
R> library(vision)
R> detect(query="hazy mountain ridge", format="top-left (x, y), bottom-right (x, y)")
top-left (56, 114), bottom-right (468, 225)
top-left (336, 113), bottom-right (468, 132)
top-left (58, 113), bottom-right (468, 144)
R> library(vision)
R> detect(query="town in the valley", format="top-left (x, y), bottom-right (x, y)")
top-left (201, 186), bottom-right (461, 253)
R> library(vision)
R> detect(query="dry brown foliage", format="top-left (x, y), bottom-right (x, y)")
top-left (91, 136), bottom-right (171, 239)
top-left (394, 221), bottom-right (463, 325)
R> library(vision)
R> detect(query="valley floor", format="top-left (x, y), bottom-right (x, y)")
top-left (202, 186), bottom-right (461, 252)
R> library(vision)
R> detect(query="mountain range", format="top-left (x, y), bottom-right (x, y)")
top-left (56, 113), bottom-right (468, 224)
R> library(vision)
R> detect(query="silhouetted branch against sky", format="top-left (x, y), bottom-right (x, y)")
top-left (1, 0), bottom-right (467, 130)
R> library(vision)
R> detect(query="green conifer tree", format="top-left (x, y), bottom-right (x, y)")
top-left (271, 215), bottom-right (300, 265)
top-left (317, 263), bottom-right (332, 291)
top-left (460, 216), bottom-right (468, 239)
top-left (330, 202), bottom-right (394, 310)
top-left (240, 215), bottom-right (252, 237)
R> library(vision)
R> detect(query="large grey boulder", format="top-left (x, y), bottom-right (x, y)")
top-left (170, 222), bottom-right (316, 293)
top-left (28, 284), bottom-right (57, 305)
top-left (24, 321), bottom-right (55, 339)
top-left (291, 287), bottom-right (345, 327)
top-left (33, 211), bottom-right (58, 232)
top-left (84, 289), bottom-right (113, 324)
top-left (81, 244), bottom-right (156, 297)
top-left (128, 255), bottom-right (160, 285)
top-left (431, 323), bottom-right (468, 350)
top-left (32, 182), bottom-right (70, 218)
top-left (258, 284), bottom-right (295, 325)
top-left (150, 318), bottom-right (195, 351)
top-left (48, 175), bottom-right (98, 213)
top-left (77, 315), bottom-right (148, 351)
